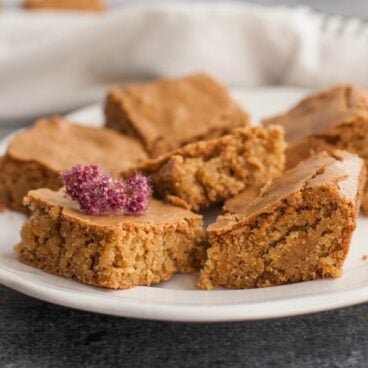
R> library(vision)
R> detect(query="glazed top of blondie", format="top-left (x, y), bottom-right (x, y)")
top-left (107, 73), bottom-right (249, 155)
top-left (263, 85), bottom-right (368, 144)
top-left (25, 188), bottom-right (202, 228)
top-left (7, 117), bottom-right (147, 175)
top-left (216, 151), bottom-right (366, 233)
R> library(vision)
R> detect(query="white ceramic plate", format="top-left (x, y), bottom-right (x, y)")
top-left (1, 86), bottom-right (368, 322)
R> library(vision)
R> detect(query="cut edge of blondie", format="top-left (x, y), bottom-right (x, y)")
top-left (198, 186), bottom-right (357, 290)
top-left (131, 125), bottom-right (286, 211)
top-left (0, 155), bottom-right (61, 213)
top-left (16, 192), bottom-right (207, 289)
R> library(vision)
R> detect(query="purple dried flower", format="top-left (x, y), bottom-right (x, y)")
top-left (123, 172), bottom-right (152, 215)
top-left (61, 165), bottom-right (151, 216)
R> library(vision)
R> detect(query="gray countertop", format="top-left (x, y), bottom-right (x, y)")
top-left (2, 1), bottom-right (368, 367)
top-left (1, 286), bottom-right (368, 368)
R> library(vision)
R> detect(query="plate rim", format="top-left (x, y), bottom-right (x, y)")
top-left (2, 265), bottom-right (368, 322)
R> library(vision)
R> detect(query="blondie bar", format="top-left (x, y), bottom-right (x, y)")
top-left (198, 151), bottom-right (366, 289)
top-left (16, 188), bottom-right (206, 289)
top-left (0, 117), bottom-right (147, 212)
top-left (129, 125), bottom-right (285, 211)
top-left (105, 73), bottom-right (249, 157)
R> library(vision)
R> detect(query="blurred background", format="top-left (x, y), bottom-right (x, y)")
top-left (3, 0), bottom-right (368, 18)
top-left (2, 0), bottom-right (368, 125)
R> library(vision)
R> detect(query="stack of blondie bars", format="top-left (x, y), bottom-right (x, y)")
top-left (2, 73), bottom-right (367, 290)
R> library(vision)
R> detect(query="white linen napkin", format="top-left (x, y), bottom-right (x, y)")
top-left (1, 1), bottom-right (368, 124)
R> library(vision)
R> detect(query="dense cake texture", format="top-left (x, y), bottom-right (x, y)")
top-left (262, 84), bottom-right (368, 213)
top-left (23, 0), bottom-right (106, 11)
top-left (0, 117), bottom-right (147, 212)
top-left (16, 189), bottom-right (206, 289)
top-left (128, 125), bottom-right (285, 212)
top-left (105, 73), bottom-right (249, 157)
top-left (198, 151), bottom-right (366, 290)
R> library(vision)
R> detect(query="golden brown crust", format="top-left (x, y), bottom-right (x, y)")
top-left (26, 188), bottom-right (203, 227)
top-left (263, 85), bottom-right (368, 144)
top-left (0, 117), bottom-right (147, 212)
top-left (221, 151), bottom-right (365, 224)
top-left (23, 0), bottom-right (106, 11)
top-left (105, 73), bottom-right (249, 157)
top-left (128, 125), bottom-right (286, 211)
top-left (16, 189), bottom-right (207, 289)
top-left (198, 151), bottom-right (366, 290)
top-left (223, 185), bottom-right (263, 213)
top-left (8, 117), bottom-right (147, 175)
